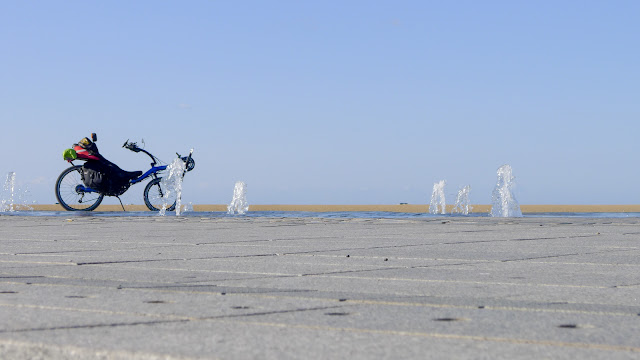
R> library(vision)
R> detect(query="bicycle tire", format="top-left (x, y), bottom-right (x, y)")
top-left (143, 177), bottom-right (177, 212)
top-left (55, 165), bottom-right (104, 211)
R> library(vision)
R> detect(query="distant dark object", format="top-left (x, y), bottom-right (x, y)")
top-left (558, 324), bottom-right (579, 329)
top-left (434, 317), bottom-right (465, 322)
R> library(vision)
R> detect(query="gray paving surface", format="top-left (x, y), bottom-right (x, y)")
top-left (0, 215), bottom-right (639, 359)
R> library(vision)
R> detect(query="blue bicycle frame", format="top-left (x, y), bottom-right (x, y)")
top-left (131, 165), bottom-right (167, 184)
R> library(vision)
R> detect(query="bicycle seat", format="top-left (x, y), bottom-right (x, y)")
top-left (123, 170), bottom-right (143, 180)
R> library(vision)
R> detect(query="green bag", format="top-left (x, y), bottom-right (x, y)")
top-left (63, 148), bottom-right (77, 161)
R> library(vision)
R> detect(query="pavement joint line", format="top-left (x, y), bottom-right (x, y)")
top-left (8, 239), bottom-right (198, 246)
top-left (2, 290), bottom-right (638, 319)
top-left (243, 294), bottom-right (640, 317)
top-left (10, 242), bottom-right (232, 255)
top-left (75, 259), bottom-right (187, 266)
top-left (511, 234), bottom-right (598, 241)
top-left (0, 266), bottom-right (620, 289)
top-left (499, 252), bottom-right (582, 263)
top-left (298, 266), bottom-right (407, 277)
top-left (343, 299), bottom-right (640, 317)
top-left (199, 304), bottom-right (348, 320)
top-left (271, 236), bottom-right (608, 257)
top-left (104, 262), bottom-right (391, 272)
top-left (4, 279), bottom-right (637, 318)
top-left (499, 248), bottom-right (627, 263)
top-left (126, 275), bottom-right (302, 286)
top-left (74, 264), bottom-right (298, 277)
top-left (13, 249), bottom-right (116, 255)
top-left (216, 319), bottom-right (640, 353)
top-left (1, 277), bottom-right (216, 288)
top-left (134, 292), bottom-right (640, 317)
top-left (307, 274), bottom-right (612, 289)
top-left (526, 260), bottom-right (640, 267)
top-left (0, 339), bottom-right (204, 360)
top-left (1, 319), bottom-right (191, 334)
top-left (13, 261), bottom-right (492, 280)
top-left (77, 255), bottom-right (307, 267)
top-left (5, 249), bottom-right (640, 276)
top-left (280, 256), bottom-right (640, 267)
top-left (20, 253), bottom-right (640, 269)
top-left (0, 302), bottom-right (189, 320)
top-left (0, 303), bottom-right (350, 334)
top-left (0, 260), bottom-right (78, 266)
top-left (197, 236), bottom-right (339, 244)
top-left (0, 271), bottom-right (301, 287)
top-left (612, 283), bottom-right (640, 288)
top-left (411, 261), bottom-right (493, 269)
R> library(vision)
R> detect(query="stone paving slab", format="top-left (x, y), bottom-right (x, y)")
top-left (0, 216), bottom-right (639, 359)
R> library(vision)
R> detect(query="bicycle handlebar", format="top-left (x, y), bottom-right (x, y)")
top-left (123, 139), bottom-right (194, 171)
top-left (177, 150), bottom-right (195, 172)
top-left (122, 140), bottom-right (141, 152)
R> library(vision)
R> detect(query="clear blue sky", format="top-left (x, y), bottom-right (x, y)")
top-left (1, 1), bottom-right (639, 206)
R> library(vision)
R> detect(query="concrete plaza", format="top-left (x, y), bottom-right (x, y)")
top-left (0, 215), bottom-right (639, 359)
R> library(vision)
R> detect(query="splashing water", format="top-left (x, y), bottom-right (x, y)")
top-left (1, 172), bottom-right (32, 212)
top-left (452, 185), bottom-right (472, 215)
top-left (228, 181), bottom-right (249, 215)
top-left (491, 165), bottom-right (522, 217)
top-left (429, 180), bottom-right (446, 215)
top-left (159, 158), bottom-right (187, 216)
top-left (180, 202), bottom-right (194, 213)
top-left (1, 172), bottom-right (16, 212)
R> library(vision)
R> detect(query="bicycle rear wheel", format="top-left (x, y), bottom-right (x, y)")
top-left (55, 165), bottom-right (104, 211)
top-left (143, 177), bottom-right (177, 211)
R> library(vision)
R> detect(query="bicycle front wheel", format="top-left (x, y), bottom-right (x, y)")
top-left (143, 178), bottom-right (177, 212)
top-left (55, 165), bottom-right (104, 211)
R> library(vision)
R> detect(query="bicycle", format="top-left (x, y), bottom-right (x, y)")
top-left (55, 137), bottom-right (195, 211)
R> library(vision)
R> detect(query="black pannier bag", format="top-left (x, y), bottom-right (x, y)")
top-left (81, 159), bottom-right (139, 196)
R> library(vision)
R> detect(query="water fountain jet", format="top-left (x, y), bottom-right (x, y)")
top-left (490, 165), bottom-right (522, 217)
top-left (1, 172), bottom-right (16, 212)
top-left (452, 185), bottom-right (472, 215)
top-left (228, 181), bottom-right (249, 215)
top-left (159, 158), bottom-right (187, 216)
top-left (429, 180), bottom-right (446, 215)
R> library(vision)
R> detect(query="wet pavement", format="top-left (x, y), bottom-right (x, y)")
top-left (0, 216), bottom-right (639, 359)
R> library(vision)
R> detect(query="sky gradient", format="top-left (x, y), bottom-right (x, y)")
top-left (1, 1), bottom-right (639, 206)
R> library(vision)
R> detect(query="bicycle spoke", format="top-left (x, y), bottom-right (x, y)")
top-left (144, 178), bottom-right (176, 211)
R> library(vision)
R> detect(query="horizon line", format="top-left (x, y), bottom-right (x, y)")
top-left (19, 204), bottom-right (640, 213)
